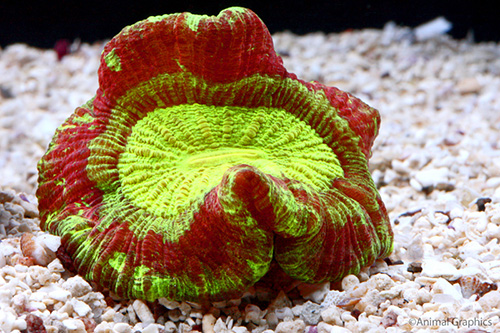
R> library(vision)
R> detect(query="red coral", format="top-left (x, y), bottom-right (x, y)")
top-left (37, 7), bottom-right (393, 303)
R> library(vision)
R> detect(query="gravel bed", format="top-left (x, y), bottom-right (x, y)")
top-left (1, 21), bottom-right (500, 332)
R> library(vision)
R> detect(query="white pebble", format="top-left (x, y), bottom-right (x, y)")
top-left (70, 298), bottom-right (92, 317)
top-left (321, 290), bottom-right (347, 308)
top-left (232, 326), bottom-right (250, 333)
top-left (367, 273), bottom-right (395, 291)
top-left (478, 290), bottom-right (500, 311)
top-left (94, 321), bottom-right (114, 333)
top-left (133, 300), bottom-right (154, 324)
top-left (422, 259), bottom-right (460, 280)
top-left (62, 275), bottom-right (92, 297)
top-left (432, 278), bottom-right (463, 303)
top-left (47, 259), bottom-right (65, 273)
top-left (114, 322), bottom-right (132, 333)
top-left (317, 322), bottom-right (335, 333)
top-left (202, 313), bottom-right (216, 333)
top-left (274, 319), bottom-right (305, 333)
top-left (330, 326), bottom-right (352, 333)
top-left (414, 17), bottom-right (452, 41)
top-left (142, 323), bottom-right (160, 333)
top-left (164, 321), bottom-right (176, 333)
top-left (101, 308), bottom-right (116, 322)
top-left (62, 318), bottom-right (86, 332)
top-left (321, 306), bottom-right (343, 326)
top-left (458, 240), bottom-right (486, 260)
top-left (38, 233), bottom-right (61, 252)
top-left (341, 274), bottom-right (360, 291)
top-left (213, 317), bottom-right (227, 332)
top-left (413, 167), bottom-right (449, 188)
top-left (47, 286), bottom-right (71, 302)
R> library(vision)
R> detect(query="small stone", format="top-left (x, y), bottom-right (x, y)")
top-left (407, 261), bottom-right (423, 273)
top-left (414, 16), bottom-right (452, 41)
top-left (244, 304), bottom-right (264, 324)
top-left (456, 77), bottom-right (481, 94)
top-left (24, 313), bottom-right (45, 333)
top-left (18, 199), bottom-right (39, 218)
top-left (70, 298), bottom-right (92, 317)
top-left (321, 290), bottom-right (346, 308)
top-left (127, 304), bottom-right (137, 324)
top-left (168, 308), bottom-right (183, 322)
top-left (432, 278), bottom-right (463, 303)
top-left (212, 300), bottom-right (227, 308)
top-left (458, 240), bottom-right (485, 260)
top-left (330, 326), bottom-right (352, 333)
top-left (47, 259), bottom-right (65, 273)
top-left (367, 273), bottom-right (395, 291)
top-left (3, 202), bottom-right (24, 217)
top-left (62, 275), bottom-right (92, 297)
top-left (101, 308), bottom-right (116, 322)
top-left (317, 322), bottom-right (335, 333)
top-left (202, 313), bottom-right (216, 333)
top-left (478, 290), bottom-right (500, 311)
top-left (297, 281), bottom-right (330, 303)
top-left (275, 319), bottom-right (306, 333)
top-left (291, 304), bottom-right (304, 316)
top-left (414, 167), bottom-right (450, 189)
top-left (0, 210), bottom-right (12, 226)
top-left (46, 286), bottom-right (71, 302)
top-left (38, 233), bottom-right (61, 253)
top-left (300, 301), bottom-right (322, 325)
top-left (62, 318), bottom-right (86, 332)
top-left (269, 290), bottom-right (292, 309)
top-left (20, 232), bottom-right (54, 266)
top-left (274, 307), bottom-right (293, 320)
top-left (417, 288), bottom-right (432, 304)
top-left (114, 312), bottom-right (128, 324)
top-left (179, 301), bottom-right (192, 316)
top-left (321, 306), bottom-right (343, 326)
top-left (142, 323), bottom-right (160, 333)
top-left (158, 298), bottom-right (180, 310)
top-left (341, 275), bottom-right (360, 291)
top-left (422, 259), bottom-right (460, 280)
top-left (402, 288), bottom-right (419, 303)
top-left (213, 317), bottom-right (227, 332)
top-left (0, 189), bottom-right (16, 202)
top-left (265, 311), bottom-right (279, 329)
top-left (164, 321), bottom-right (177, 333)
top-left (381, 309), bottom-right (398, 328)
top-left (232, 326), bottom-right (250, 333)
top-left (94, 321), bottom-right (114, 333)
top-left (114, 322), bottom-right (133, 333)
top-left (133, 300), bottom-right (154, 324)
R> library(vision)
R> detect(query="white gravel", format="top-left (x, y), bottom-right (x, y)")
top-left (1, 20), bottom-right (500, 332)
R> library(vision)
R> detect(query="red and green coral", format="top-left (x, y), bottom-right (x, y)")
top-left (37, 7), bottom-right (393, 302)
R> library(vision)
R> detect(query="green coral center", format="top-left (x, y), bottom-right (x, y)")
top-left (185, 148), bottom-right (264, 167)
top-left (118, 104), bottom-right (343, 221)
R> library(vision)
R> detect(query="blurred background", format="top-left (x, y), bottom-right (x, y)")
top-left (0, 0), bottom-right (498, 48)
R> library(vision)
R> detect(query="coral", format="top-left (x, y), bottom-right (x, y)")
top-left (36, 7), bottom-right (393, 302)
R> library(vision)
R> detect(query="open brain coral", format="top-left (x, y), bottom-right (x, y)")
top-left (37, 7), bottom-right (393, 302)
